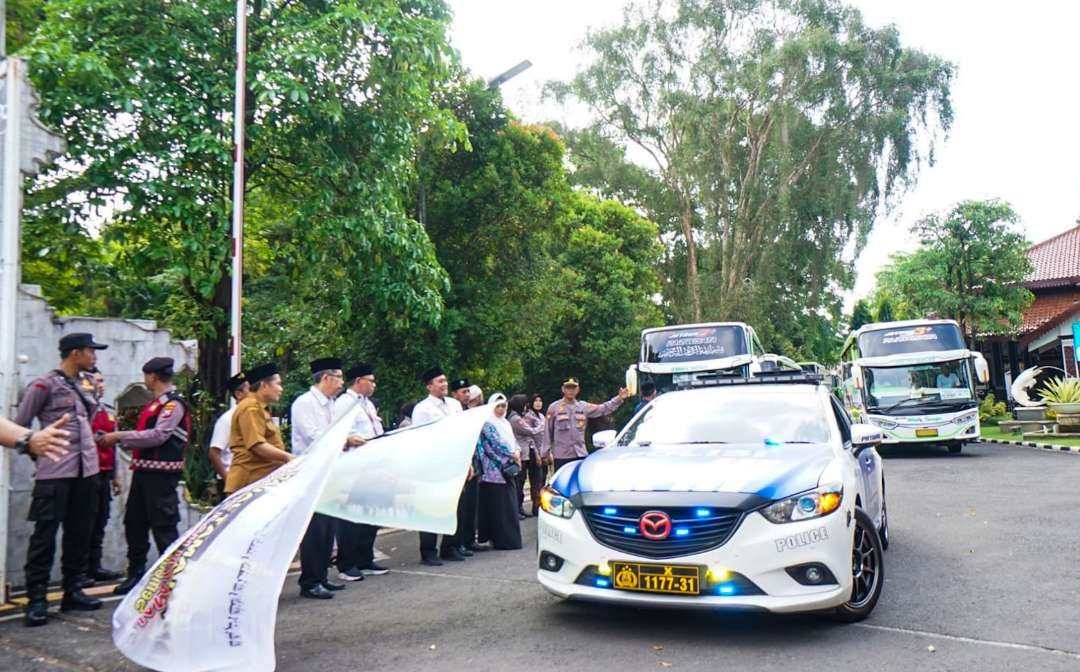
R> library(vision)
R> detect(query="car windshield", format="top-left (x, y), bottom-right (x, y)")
top-left (864, 360), bottom-right (974, 413)
top-left (617, 388), bottom-right (832, 446)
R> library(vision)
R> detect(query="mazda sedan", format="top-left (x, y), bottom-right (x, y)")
top-left (536, 379), bottom-right (889, 621)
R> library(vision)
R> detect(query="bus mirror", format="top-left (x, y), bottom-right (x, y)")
top-left (625, 366), bottom-right (638, 396)
top-left (851, 364), bottom-right (864, 389)
top-left (973, 353), bottom-right (990, 384)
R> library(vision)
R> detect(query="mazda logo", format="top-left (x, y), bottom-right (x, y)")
top-left (639, 511), bottom-right (672, 540)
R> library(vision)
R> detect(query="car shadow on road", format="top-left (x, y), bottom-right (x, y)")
top-left (542, 599), bottom-right (841, 643)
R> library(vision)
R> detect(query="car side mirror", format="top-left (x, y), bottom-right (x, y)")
top-left (850, 423), bottom-right (883, 453)
top-left (592, 430), bottom-right (617, 449)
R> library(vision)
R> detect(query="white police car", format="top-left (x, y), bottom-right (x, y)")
top-left (536, 376), bottom-right (888, 621)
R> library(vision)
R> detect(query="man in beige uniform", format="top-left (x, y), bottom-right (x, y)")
top-left (546, 377), bottom-right (629, 471)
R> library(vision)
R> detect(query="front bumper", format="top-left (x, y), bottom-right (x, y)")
top-left (536, 504), bottom-right (854, 613)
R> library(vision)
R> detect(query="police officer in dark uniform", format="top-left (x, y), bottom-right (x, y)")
top-left (100, 357), bottom-right (189, 595)
top-left (14, 333), bottom-right (108, 626)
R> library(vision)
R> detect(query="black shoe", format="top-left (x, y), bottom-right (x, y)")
top-left (24, 599), bottom-right (48, 627)
top-left (300, 584), bottom-right (334, 600)
top-left (457, 545), bottom-right (474, 557)
top-left (321, 580), bottom-right (346, 591)
top-left (359, 563), bottom-right (391, 576)
top-left (467, 542), bottom-right (492, 552)
top-left (518, 512), bottom-right (528, 520)
top-left (91, 567), bottom-right (123, 581)
top-left (337, 568), bottom-right (365, 582)
top-left (74, 574), bottom-right (95, 590)
top-left (60, 589), bottom-right (102, 612)
top-left (440, 547), bottom-right (466, 562)
top-left (420, 556), bottom-right (444, 567)
top-left (113, 575), bottom-right (141, 596)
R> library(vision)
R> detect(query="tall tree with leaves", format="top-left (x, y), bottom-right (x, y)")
top-left (21, 0), bottom-right (461, 410)
top-left (548, 0), bottom-right (954, 327)
top-left (875, 200), bottom-right (1033, 341)
top-left (849, 299), bottom-right (874, 331)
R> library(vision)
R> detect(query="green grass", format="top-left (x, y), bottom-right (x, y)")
top-left (980, 424), bottom-right (1080, 448)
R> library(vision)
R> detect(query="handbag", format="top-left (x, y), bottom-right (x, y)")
top-left (501, 461), bottom-right (521, 481)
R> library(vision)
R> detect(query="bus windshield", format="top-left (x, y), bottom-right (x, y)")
top-left (864, 360), bottom-right (974, 414)
top-left (642, 325), bottom-right (748, 364)
top-left (857, 324), bottom-right (965, 358)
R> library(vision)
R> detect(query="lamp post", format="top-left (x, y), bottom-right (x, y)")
top-left (487, 60), bottom-right (533, 90)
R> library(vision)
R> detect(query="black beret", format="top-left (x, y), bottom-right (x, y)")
top-left (142, 357), bottom-right (174, 376)
top-left (346, 363), bottom-right (375, 380)
top-left (245, 362), bottom-right (279, 383)
top-left (226, 372), bottom-right (247, 393)
top-left (309, 357), bottom-right (343, 374)
top-left (450, 378), bottom-right (470, 392)
top-left (420, 366), bottom-right (444, 384)
top-left (59, 333), bottom-right (107, 351)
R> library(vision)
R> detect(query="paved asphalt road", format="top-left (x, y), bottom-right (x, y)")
top-left (2, 441), bottom-right (1079, 672)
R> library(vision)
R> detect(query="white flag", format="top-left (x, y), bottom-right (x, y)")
top-left (112, 404), bottom-right (363, 672)
top-left (315, 406), bottom-right (488, 532)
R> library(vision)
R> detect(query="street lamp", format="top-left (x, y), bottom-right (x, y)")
top-left (487, 60), bottom-right (533, 90)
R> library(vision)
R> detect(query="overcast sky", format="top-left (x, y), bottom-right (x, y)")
top-left (447, 0), bottom-right (1080, 302)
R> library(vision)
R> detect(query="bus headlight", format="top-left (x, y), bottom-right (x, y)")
top-left (871, 417), bottom-right (898, 430)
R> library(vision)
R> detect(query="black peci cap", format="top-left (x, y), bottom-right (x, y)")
top-left (309, 357), bottom-right (343, 375)
top-left (226, 372), bottom-right (247, 393)
top-left (450, 378), bottom-right (470, 392)
top-left (420, 366), bottom-right (444, 384)
top-left (142, 357), bottom-right (175, 376)
top-left (245, 363), bottom-right (279, 384)
top-left (346, 363), bottom-right (375, 380)
top-left (59, 333), bottom-right (108, 351)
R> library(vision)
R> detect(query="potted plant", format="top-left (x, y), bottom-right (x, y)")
top-left (1040, 378), bottom-right (1080, 416)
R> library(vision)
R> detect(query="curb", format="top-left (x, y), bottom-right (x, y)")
top-left (975, 438), bottom-right (1080, 455)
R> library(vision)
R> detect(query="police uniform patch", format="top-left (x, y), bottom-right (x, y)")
top-left (81, 379), bottom-right (95, 390)
top-left (161, 401), bottom-right (178, 418)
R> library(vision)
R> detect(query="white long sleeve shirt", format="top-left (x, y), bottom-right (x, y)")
top-left (290, 386), bottom-right (334, 456)
top-left (209, 407), bottom-right (235, 471)
top-left (333, 388), bottom-right (384, 440)
top-left (411, 394), bottom-right (463, 427)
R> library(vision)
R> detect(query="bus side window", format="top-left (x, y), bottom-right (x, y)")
top-left (830, 396), bottom-right (853, 444)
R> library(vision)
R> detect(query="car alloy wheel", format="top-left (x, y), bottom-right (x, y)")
top-left (834, 507), bottom-right (884, 622)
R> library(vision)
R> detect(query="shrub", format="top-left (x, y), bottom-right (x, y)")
top-left (1040, 378), bottom-right (1080, 405)
top-left (979, 393), bottom-right (1007, 423)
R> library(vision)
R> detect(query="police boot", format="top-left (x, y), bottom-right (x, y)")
top-left (113, 567), bottom-right (144, 596)
top-left (90, 566), bottom-right (123, 581)
top-left (24, 596), bottom-right (49, 627)
top-left (60, 588), bottom-right (102, 612)
top-left (74, 573), bottom-right (96, 589)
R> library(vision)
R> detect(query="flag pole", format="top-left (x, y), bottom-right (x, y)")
top-left (229, 0), bottom-right (247, 379)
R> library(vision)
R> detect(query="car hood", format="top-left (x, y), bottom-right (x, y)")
top-left (551, 442), bottom-right (835, 502)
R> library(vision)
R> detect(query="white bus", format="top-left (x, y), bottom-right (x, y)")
top-left (628, 322), bottom-right (790, 393)
top-left (840, 319), bottom-right (989, 453)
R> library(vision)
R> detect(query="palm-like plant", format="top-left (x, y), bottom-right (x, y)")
top-left (1040, 378), bottom-right (1080, 405)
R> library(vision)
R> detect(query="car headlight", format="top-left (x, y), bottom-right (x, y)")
top-left (760, 484), bottom-right (843, 524)
top-left (871, 417), bottom-right (898, 430)
top-left (539, 486), bottom-right (575, 519)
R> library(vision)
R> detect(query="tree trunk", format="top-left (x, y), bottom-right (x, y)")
top-left (198, 269), bottom-right (232, 414)
top-left (679, 206), bottom-right (702, 322)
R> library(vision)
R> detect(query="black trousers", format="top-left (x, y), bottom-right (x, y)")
top-left (336, 521), bottom-right (379, 572)
top-left (478, 480), bottom-right (522, 550)
top-left (553, 457), bottom-right (582, 471)
top-left (25, 475), bottom-right (99, 598)
top-left (451, 476), bottom-right (478, 549)
top-left (88, 470), bottom-right (114, 572)
top-left (124, 471), bottom-right (181, 575)
top-left (515, 459), bottom-right (545, 514)
top-left (299, 513), bottom-right (336, 589)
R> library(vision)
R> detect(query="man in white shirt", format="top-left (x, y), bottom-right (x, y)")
top-left (332, 363), bottom-right (390, 580)
top-left (208, 373), bottom-right (249, 503)
top-left (411, 367), bottom-right (466, 565)
top-left (291, 357), bottom-right (345, 600)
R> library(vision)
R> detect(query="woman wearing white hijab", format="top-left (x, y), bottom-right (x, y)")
top-left (475, 393), bottom-right (523, 550)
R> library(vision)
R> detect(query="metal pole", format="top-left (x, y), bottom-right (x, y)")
top-left (229, 0), bottom-right (247, 378)
top-left (0, 56), bottom-right (25, 602)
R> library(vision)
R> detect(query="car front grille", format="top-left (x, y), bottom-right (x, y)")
top-left (581, 506), bottom-right (744, 559)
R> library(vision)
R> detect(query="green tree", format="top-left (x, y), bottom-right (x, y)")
top-left (21, 0), bottom-right (461, 407)
top-left (547, 0), bottom-right (954, 331)
top-left (875, 296), bottom-right (896, 323)
top-left (876, 200), bottom-right (1033, 341)
top-left (850, 299), bottom-right (874, 331)
top-left (526, 193), bottom-right (665, 398)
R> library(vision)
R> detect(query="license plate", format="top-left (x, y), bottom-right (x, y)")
top-left (610, 562), bottom-right (701, 595)
top-left (915, 428), bottom-right (939, 437)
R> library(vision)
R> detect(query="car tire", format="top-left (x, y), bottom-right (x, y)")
top-left (947, 442), bottom-right (963, 454)
top-left (833, 507), bottom-right (884, 623)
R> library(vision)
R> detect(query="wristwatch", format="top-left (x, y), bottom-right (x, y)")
top-left (15, 431), bottom-right (34, 455)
